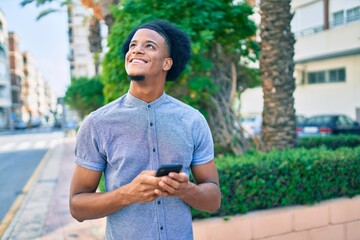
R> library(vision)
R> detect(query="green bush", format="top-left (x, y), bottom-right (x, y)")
top-left (191, 146), bottom-right (360, 219)
top-left (298, 134), bottom-right (360, 149)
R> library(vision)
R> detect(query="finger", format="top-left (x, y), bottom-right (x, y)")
top-left (168, 172), bottom-right (188, 182)
top-left (154, 189), bottom-right (169, 197)
top-left (159, 180), bottom-right (179, 194)
top-left (141, 170), bottom-right (157, 176)
top-left (161, 177), bottom-right (181, 189)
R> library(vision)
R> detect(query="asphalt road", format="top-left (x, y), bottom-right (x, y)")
top-left (0, 149), bottom-right (47, 220)
top-left (0, 130), bottom-right (64, 221)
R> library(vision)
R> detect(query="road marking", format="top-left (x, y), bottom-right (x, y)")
top-left (0, 142), bottom-right (17, 152)
top-left (17, 141), bottom-right (32, 150)
top-left (0, 138), bottom-right (63, 153)
top-left (33, 140), bottom-right (47, 149)
top-left (49, 139), bottom-right (59, 148)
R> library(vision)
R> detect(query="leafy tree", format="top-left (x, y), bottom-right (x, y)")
top-left (102, 0), bottom-right (259, 155)
top-left (64, 76), bottom-right (104, 118)
top-left (260, 0), bottom-right (297, 150)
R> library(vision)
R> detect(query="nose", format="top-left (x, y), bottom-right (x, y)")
top-left (132, 44), bottom-right (145, 54)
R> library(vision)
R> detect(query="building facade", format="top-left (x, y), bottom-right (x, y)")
top-left (22, 52), bottom-right (40, 122)
top-left (67, 4), bottom-right (96, 78)
top-left (8, 32), bottom-right (24, 121)
top-left (292, 0), bottom-right (360, 122)
top-left (0, 10), bottom-right (11, 129)
top-left (241, 0), bottom-right (360, 122)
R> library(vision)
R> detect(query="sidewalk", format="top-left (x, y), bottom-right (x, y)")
top-left (1, 137), bottom-right (106, 240)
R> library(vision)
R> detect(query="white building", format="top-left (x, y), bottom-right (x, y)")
top-left (67, 4), bottom-right (96, 78)
top-left (241, 0), bottom-right (360, 122)
top-left (0, 9), bottom-right (11, 129)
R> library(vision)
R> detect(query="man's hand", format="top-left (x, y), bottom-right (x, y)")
top-left (122, 171), bottom-right (162, 203)
top-left (154, 172), bottom-right (193, 198)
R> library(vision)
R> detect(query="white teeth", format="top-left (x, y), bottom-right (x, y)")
top-left (132, 59), bottom-right (145, 63)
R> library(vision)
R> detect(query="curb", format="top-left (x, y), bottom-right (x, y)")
top-left (0, 144), bottom-right (57, 237)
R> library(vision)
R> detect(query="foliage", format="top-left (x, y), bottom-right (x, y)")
top-left (298, 134), bottom-right (360, 149)
top-left (191, 146), bottom-right (360, 219)
top-left (103, 0), bottom-right (259, 102)
top-left (102, 0), bottom-right (259, 154)
top-left (20, 0), bottom-right (71, 20)
top-left (64, 76), bottom-right (104, 118)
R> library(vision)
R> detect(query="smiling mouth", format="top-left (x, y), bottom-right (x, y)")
top-left (130, 58), bottom-right (147, 63)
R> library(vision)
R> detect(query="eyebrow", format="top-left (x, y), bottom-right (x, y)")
top-left (130, 39), bottom-right (159, 47)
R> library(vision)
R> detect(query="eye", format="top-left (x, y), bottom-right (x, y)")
top-left (129, 43), bottom-right (136, 49)
top-left (146, 44), bottom-right (155, 49)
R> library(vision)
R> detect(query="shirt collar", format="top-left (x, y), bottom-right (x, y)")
top-left (124, 91), bottom-right (168, 108)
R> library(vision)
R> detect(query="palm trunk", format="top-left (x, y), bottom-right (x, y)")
top-left (260, 0), bottom-right (297, 150)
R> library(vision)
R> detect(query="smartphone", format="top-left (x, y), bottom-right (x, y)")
top-left (155, 163), bottom-right (183, 177)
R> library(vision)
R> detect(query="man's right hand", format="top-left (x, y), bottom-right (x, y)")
top-left (122, 170), bottom-right (162, 204)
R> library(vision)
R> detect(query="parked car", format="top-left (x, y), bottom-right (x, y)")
top-left (297, 114), bottom-right (360, 137)
top-left (296, 114), bottom-right (307, 126)
top-left (14, 119), bottom-right (27, 130)
top-left (28, 118), bottom-right (42, 128)
top-left (240, 115), bottom-right (262, 138)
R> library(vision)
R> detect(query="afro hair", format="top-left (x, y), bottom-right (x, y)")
top-left (122, 20), bottom-right (191, 81)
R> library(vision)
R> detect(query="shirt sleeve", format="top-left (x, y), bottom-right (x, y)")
top-left (74, 115), bottom-right (106, 171)
top-left (191, 113), bottom-right (214, 166)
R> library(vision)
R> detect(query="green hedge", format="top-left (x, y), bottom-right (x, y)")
top-left (191, 146), bottom-right (360, 219)
top-left (298, 134), bottom-right (360, 149)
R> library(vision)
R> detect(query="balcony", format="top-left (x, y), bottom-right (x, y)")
top-left (294, 14), bottom-right (360, 38)
top-left (0, 94), bottom-right (11, 108)
top-left (294, 19), bottom-right (360, 63)
top-left (0, 78), bottom-right (9, 86)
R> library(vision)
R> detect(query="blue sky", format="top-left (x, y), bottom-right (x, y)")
top-left (0, 0), bottom-right (70, 97)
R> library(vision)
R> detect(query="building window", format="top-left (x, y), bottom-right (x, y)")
top-left (329, 68), bottom-right (345, 82)
top-left (308, 68), bottom-right (346, 84)
top-left (308, 71), bottom-right (325, 84)
top-left (347, 6), bottom-right (360, 23)
top-left (332, 10), bottom-right (344, 27)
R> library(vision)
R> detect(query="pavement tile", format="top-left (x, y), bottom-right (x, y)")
top-left (2, 138), bottom-right (106, 239)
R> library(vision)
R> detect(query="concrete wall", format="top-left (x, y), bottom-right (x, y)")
top-left (193, 195), bottom-right (360, 240)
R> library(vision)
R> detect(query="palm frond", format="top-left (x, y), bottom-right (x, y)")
top-left (20, 0), bottom-right (36, 7)
top-left (36, 8), bottom-right (60, 20)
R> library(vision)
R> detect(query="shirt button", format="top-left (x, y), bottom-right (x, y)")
top-left (157, 200), bottom-right (161, 204)
top-left (148, 105), bottom-right (151, 108)
top-left (160, 227), bottom-right (164, 230)
top-left (150, 123), bottom-right (153, 126)
top-left (153, 148), bottom-right (156, 152)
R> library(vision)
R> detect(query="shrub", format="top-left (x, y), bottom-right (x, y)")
top-left (298, 134), bottom-right (360, 149)
top-left (191, 146), bottom-right (360, 219)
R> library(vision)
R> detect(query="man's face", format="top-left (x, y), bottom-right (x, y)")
top-left (125, 28), bottom-right (172, 81)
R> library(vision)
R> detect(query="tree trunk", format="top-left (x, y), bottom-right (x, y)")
top-left (207, 44), bottom-right (252, 155)
top-left (99, 0), bottom-right (118, 30)
top-left (260, 0), bottom-right (297, 151)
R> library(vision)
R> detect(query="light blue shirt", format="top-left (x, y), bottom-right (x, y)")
top-left (75, 92), bottom-right (214, 240)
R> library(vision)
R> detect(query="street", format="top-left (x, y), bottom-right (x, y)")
top-left (0, 129), bottom-right (64, 221)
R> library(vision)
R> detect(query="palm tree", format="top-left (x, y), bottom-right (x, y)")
top-left (259, 0), bottom-right (297, 150)
top-left (20, 0), bottom-right (118, 75)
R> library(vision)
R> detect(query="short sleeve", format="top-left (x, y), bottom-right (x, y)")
top-left (191, 113), bottom-right (214, 166)
top-left (75, 115), bottom-right (106, 171)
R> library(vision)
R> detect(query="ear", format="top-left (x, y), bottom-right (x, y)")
top-left (163, 58), bottom-right (173, 71)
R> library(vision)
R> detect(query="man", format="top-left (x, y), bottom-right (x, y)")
top-left (70, 20), bottom-right (221, 239)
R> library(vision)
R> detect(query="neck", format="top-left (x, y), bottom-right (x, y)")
top-left (129, 80), bottom-right (165, 103)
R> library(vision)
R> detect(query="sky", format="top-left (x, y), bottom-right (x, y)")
top-left (0, 0), bottom-right (70, 97)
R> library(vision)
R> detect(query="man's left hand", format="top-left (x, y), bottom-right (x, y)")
top-left (154, 172), bottom-right (192, 198)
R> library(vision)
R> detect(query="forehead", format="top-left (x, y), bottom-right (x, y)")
top-left (131, 28), bottom-right (166, 45)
